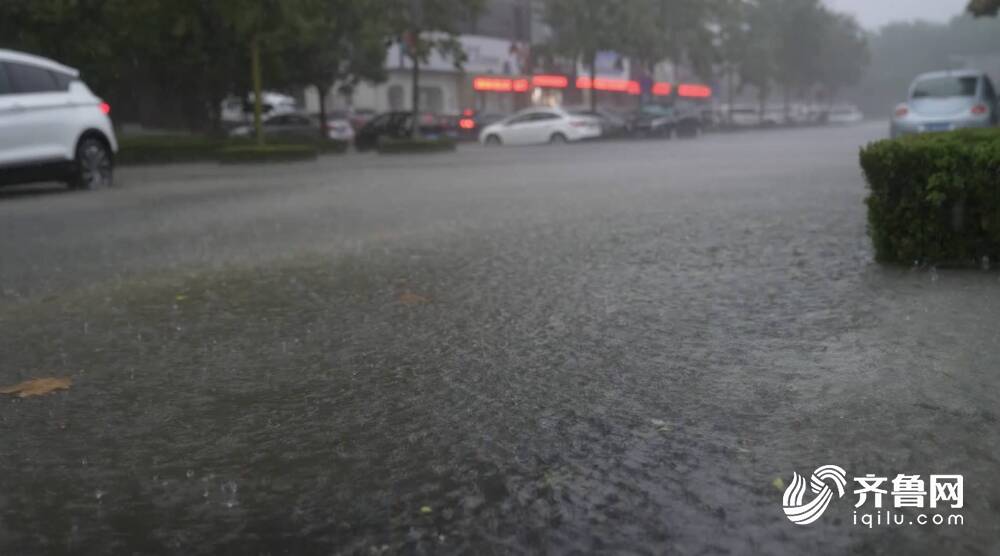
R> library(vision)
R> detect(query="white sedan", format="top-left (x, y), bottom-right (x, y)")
top-left (479, 107), bottom-right (602, 146)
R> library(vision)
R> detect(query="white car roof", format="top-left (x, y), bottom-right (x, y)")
top-left (0, 48), bottom-right (79, 77)
top-left (914, 69), bottom-right (985, 81)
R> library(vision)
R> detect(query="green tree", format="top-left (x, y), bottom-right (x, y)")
top-left (656, 0), bottom-right (720, 80)
top-left (278, 0), bottom-right (389, 139)
top-left (969, 0), bottom-right (1000, 16)
top-left (714, 0), bottom-right (752, 121)
top-left (217, 0), bottom-right (319, 145)
top-left (545, 0), bottom-right (625, 111)
top-left (619, 0), bottom-right (734, 100)
top-left (0, 0), bottom-right (250, 132)
top-left (764, 0), bottom-right (828, 120)
top-left (386, 0), bottom-right (484, 137)
top-left (738, 1), bottom-right (780, 118)
top-left (815, 13), bottom-right (869, 105)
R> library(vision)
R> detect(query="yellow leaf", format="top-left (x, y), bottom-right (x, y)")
top-left (0, 377), bottom-right (72, 398)
top-left (175, 294), bottom-right (188, 301)
top-left (772, 477), bottom-right (785, 491)
top-left (399, 291), bottom-right (430, 305)
top-left (419, 505), bottom-right (432, 514)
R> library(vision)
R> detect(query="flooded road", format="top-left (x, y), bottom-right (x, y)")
top-left (1, 124), bottom-right (998, 554)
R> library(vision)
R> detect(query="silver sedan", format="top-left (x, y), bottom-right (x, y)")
top-left (890, 70), bottom-right (999, 138)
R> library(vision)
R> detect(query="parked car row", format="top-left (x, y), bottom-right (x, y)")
top-left (456, 103), bottom-right (707, 147)
top-left (229, 112), bottom-right (355, 143)
top-left (224, 98), bottom-right (753, 150)
top-left (716, 103), bottom-right (865, 127)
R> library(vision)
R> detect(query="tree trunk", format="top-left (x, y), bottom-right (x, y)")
top-left (726, 66), bottom-right (735, 126)
top-left (317, 82), bottom-right (329, 141)
top-left (782, 84), bottom-right (790, 124)
top-left (758, 86), bottom-right (767, 126)
top-left (589, 54), bottom-right (597, 112)
top-left (251, 36), bottom-right (264, 146)
top-left (411, 52), bottom-right (420, 138)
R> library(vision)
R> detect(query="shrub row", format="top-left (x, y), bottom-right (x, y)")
top-left (376, 137), bottom-right (457, 154)
top-left (860, 128), bottom-right (1000, 265)
top-left (117, 135), bottom-right (347, 165)
top-left (218, 145), bottom-right (318, 164)
top-left (116, 135), bottom-right (223, 165)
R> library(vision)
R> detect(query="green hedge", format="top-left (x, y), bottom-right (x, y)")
top-left (217, 144), bottom-right (318, 164)
top-left (376, 137), bottom-right (457, 154)
top-left (860, 128), bottom-right (1000, 265)
top-left (117, 135), bottom-right (225, 165)
top-left (117, 135), bottom-right (347, 165)
top-left (228, 136), bottom-right (349, 154)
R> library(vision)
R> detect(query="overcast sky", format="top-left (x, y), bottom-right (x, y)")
top-left (823, 0), bottom-right (969, 30)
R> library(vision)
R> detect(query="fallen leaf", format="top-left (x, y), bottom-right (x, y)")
top-left (399, 291), bottom-right (430, 305)
top-left (772, 477), bottom-right (785, 491)
top-left (419, 505), bottom-right (433, 514)
top-left (175, 294), bottom-right (188, 301)
top-left (0, 377), bottom-right (72, 398)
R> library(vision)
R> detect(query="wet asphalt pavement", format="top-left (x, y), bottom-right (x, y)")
top-left (1, 123), bottom-right (998, 555)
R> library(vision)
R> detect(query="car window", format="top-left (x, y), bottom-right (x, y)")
top-left (51, 71), bottom-right (75, 90)
top-left (266, 115), bottom-right (289, 126)
top-left (5, 62), bottom-right (61, 93)
top-left (532, 112), bottom-right (560, 121)
top-left (983, 77), bottom-right (997, 102)
top-left (912, 76), bottom-right (978, 99)
top-left (507, 113), bottom-right (535, 125)
top-left (288, 115), bottom-right (312, 126)
top-left (0, 64), bottom-right (11, 95)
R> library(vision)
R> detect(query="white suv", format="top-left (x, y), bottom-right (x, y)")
top-left (0, 49), bottom-right (118, 189)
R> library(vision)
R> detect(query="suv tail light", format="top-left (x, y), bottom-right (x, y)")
top-left (894, 105), bottom-right (908, 118)
top-left (971, 103), bottom-right (988, 115)
top-left (99, 102), bottom-right (111, 115)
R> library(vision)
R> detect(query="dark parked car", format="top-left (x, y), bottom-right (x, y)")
top-left (626, 103), bottom-right (702, 139)
top-left (354, 111), bottom-right (450, 151)
top-left (671, 99), bottom-right (707, 138)
top-left (625, 104), bottom-right (677, 138)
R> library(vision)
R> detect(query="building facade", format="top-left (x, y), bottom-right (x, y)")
top-left (305, 0), bottom-right (539, 116)
top-left (303, 0), bottom-right (713, 117)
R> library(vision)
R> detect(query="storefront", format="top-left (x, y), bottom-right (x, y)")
top-left (312, 37), bottom-right (712, 117)
top-left (326, 34), bottom-right (528, 116)
top-left (469, 73), bottom-right (712, 113)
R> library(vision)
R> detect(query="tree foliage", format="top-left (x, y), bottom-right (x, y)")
top-left (545, 0), bottom-right (626, 109)
top-left (0, 0), bottom-right (391, 132)
top-left (968, 0), bottom-right (1000, 17)
top-left (543, 0), bottom-right (869, 111)
top-left (382, 0), bottom-right (484, 134)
